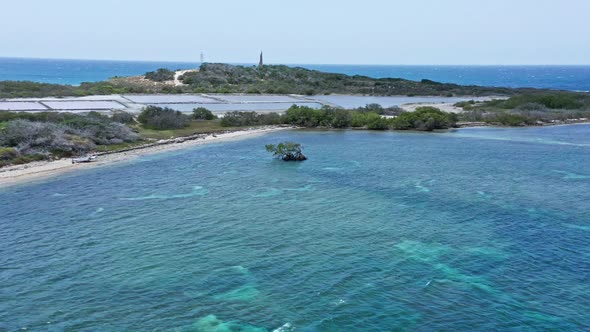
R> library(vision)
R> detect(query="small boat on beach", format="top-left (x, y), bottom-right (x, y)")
top-left (72, 155), bottom-right (97, 164)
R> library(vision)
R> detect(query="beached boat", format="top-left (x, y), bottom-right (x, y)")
top-left (72, 155), bottom-right (97, 164)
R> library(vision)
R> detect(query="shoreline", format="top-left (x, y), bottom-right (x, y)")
top-left (0, 126), bottom-right (292, 188)
top-left (2, 122), bottom-right (589, 188)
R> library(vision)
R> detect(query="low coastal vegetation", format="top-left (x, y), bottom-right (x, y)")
top-left (0, 105), bottom-right (457, 167)
top-left (265, 142), bottom-right (307, 161)
top-left (0, 80), bottom-right (139, 98)
top-left (0, 63), bottom-right (555, 98)
top-left (178, 63), bottom-right (527, 96)
top-left (220, 111), bottom-right (282, 127)
top-left (455, 92), bottom-right (590, 126)
top-left (2, 90), bottom-right (590, 167)
top-left (219, 105), bottom-right (458, 131)
top-left (144, 68), bottom-right (175, 82)
top-left (0, 112), bottom-right (139, 167)
top-left (193, 107), bottom-right (218, 120)
top-left (137, 106), bottom-right (190, 130)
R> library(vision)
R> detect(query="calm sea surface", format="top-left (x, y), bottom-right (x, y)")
top-left (1, 57), bottom-right (590, 91)
top-left (1, 125), bottom-right (589, 331)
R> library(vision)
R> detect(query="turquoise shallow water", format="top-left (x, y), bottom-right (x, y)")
top-left (1, 125), bottom-right (589, 331)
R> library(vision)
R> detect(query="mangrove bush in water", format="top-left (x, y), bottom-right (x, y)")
top-left (265, 142), bottom-right (307, 161)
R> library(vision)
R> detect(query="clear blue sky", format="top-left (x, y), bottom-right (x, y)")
top-left (1, 0), bottom-right (589, 65)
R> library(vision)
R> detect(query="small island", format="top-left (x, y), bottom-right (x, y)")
top-left (265, 142), bottom-right (307, 161)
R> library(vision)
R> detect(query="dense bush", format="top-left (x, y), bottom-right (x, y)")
top-left (138, 106), bottom-right (190, 130)
top-left (220, 111), bottom-right (281, 127)
top-left (366, 113), bottom-right (391, 130)
top-left (111, 111), bottom-right (135, 124)
top-left (283, 105), bottom-right (329, 127)
top-left (145, 68), bottom-right (175, 82)
top-left (0, 147), bottom-right (19, 166)
top-left (0, 113), bottom-right (140, 158)
top-left (330, 109), bottom-right (353, 128)
top-left (218, 105), bottom-right (459, 131)
top-left (220, 111), bottom-right (259, 127)
top-left (391, 107), bottom-right (458, 131)
top-left (257, 112), bottom-right (283, 125)
top-left (0, 120), bottom-right (95, 157)
top-left (193, 107), bottom-right (217, 120)
top-left (0, 112), bottom-right (141, 166)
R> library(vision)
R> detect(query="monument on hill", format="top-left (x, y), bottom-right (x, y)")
top-left (259, 52), bottom-right (264, 67)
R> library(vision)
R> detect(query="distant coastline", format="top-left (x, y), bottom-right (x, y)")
top-left (2, 57), bottom-right (590, 90)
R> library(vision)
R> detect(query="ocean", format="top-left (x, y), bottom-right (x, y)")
top-left (1, 57), bottom-right (590, 91)
top-left (1, 125), bottom-right (589, 331)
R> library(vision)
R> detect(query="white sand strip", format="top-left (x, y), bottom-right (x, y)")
top-left (0, 126), bottom-right (291, 188)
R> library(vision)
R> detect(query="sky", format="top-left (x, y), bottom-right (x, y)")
top-left (1, 0), bottom-right (589, 65)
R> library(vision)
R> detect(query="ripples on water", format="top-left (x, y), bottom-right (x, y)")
top-left (1, 125), bottom-right (589, 331)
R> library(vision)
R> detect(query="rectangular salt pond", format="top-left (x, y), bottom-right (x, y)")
top-left (312, 95), bottom-right (489, 108)
top-left (43, 101), bottom-right (125, 110)
top-left (123, 95), bottom-right (220, 104)
top-left (153, 102), bottom-right (323, 113)
top-left (213, 95), bottom-right (307, 103)
top-left (0, 101), bottom-right (47, 111)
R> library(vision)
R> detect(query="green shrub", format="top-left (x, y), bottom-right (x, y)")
top-left (220, 111), bottom-right (259, 127)
top-left (220, 111), bottom-right (282, 127)
top-left (486, 112), bottom-right (530, 126)
top-left (0, 147), bottom-right (18, 161)
top-left (111, 111), bottom-right (135, 124)
top-left (138, 106), bottom-right (189, 130)
top-left (350, 112), bottom-right (370, 127)
top-left (11, 154), bottom-right (46, 165)
top-left (330, 110), bottom-right (352, 128)
top-left (283, 105), bottom-right (327, 127)
top-left (193, 107), bottom-right (217, 120)
top-left (145, 68), bottom-right (175, 82)
top-left (366, 113), bottom-right (391, 130)
top-left (391, 107), bottom-right (457, 131)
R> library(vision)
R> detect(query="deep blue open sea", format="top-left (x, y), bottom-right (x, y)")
top-left (1, 57), bottom-right (590, 91)
top-left (1, 125), bottom-right (589, 331)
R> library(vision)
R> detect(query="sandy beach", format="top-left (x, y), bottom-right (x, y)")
top-left (0, 126), bottom-right (291, 188)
